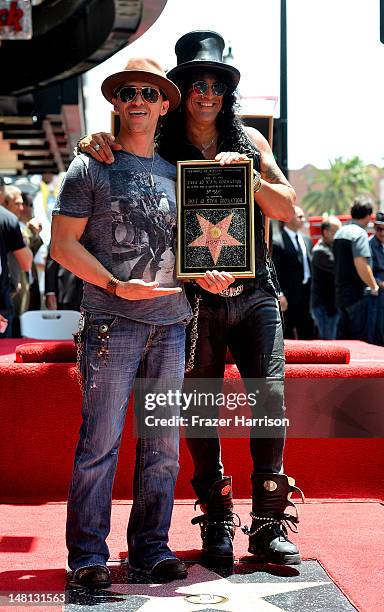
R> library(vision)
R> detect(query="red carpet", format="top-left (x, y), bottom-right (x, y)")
top-left (0, 339), bottom-right (383, 610)
top-left (0, 500), bottom-right (382, 611)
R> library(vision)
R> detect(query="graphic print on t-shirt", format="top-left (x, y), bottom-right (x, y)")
top-left (109, 169), bottom-right (177, 286)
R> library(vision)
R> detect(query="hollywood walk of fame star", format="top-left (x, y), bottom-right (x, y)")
top-left (188, 213), bottom-right (242, 265)
top-left (104, 565), bottom-right (331, 612)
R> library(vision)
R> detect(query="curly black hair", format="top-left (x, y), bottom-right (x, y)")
top-left (157, 71), bottom-right (260, 162)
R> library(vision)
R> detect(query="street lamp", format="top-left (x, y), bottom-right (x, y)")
top-left (280, 0), bottom-right (288, 178)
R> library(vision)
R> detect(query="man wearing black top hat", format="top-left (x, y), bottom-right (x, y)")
top-left (79, 31), bottom-right (305, 570)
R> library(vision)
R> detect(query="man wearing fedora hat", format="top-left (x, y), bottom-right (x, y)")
top-left (51, 56), bottom-right (234, 588)
top-left (369, 211), bottom-right (384, 344)
top-left (78, 31), bottom-right (305, 570)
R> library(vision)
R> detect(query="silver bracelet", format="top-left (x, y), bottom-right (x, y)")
top-left (253, 169), bottom-right (262, 193)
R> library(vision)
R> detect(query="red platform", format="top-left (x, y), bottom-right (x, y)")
top-left (0, 338), bottom-right (383, 502)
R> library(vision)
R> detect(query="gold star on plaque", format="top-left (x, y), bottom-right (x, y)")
top-left (188, 213), bottom-right (242, 265)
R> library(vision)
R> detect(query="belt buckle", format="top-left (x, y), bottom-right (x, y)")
top-left (219, 284), bottom-right (244, 298)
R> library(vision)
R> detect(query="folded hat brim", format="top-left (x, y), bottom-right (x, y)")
top-left (101, 70), bottom-right (181, 111)
top-left (167, 61), bottom-right (240, 90)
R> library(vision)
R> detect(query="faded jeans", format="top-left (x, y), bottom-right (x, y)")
top-left (66, 313), bottom-right (186, 572)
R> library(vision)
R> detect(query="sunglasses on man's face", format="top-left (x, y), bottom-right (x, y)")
top-left (192, 80), bottom-right (228, 97)
top-left (116, 86), bottom-right (162, 104)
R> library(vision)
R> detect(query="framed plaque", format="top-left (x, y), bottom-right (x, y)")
top-left (176, 160), bottom-right (255, 278)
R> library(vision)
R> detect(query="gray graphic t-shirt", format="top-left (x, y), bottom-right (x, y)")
top-left (53, 151), bottom-right (191, 325)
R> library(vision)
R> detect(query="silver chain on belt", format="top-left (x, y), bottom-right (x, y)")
top-left (75, 311), bottom-right (85, 393)
top-left (185, 294), bottom-right (201, 373)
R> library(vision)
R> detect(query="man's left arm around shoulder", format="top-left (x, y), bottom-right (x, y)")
top-left (51, 216), bottom-right (184, 301)
top-left (244, 126), bottom-right (295, 223)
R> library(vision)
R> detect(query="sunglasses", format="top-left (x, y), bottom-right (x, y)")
top-left (192, 80), bottom-right (227, 96)
top-left (116, 86), bottom-right (162, 104)
top-left (375, 226), bottom-right (384, 232)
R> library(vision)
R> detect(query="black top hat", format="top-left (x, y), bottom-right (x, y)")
top-left (375, 211), bottom-right (384, 226)
top-left (167, 30), bottom-right (240, 91)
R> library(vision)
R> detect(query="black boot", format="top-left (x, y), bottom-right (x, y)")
top-left (191, 476), bottom-right (239, 567)
top-left (242, 474), bottom-right (304, 566)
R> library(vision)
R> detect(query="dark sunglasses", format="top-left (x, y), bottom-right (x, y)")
top-left (375, 226), bottom-right (384, 232)
top-left (116, 86), bottom-right (162, 104)
top-left (192, 80), bottom-right (227, 96)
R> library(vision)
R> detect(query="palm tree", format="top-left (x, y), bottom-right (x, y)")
top-left (302, 156), bottom-right (375, 215)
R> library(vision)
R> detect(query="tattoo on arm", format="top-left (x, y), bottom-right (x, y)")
top-left (245, 126), bottom-right (292, 187)
top-left (261, 157), bottom-right (290, 185)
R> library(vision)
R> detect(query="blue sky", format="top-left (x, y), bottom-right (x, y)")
top-left (84, 0), bottom-right (384, 170)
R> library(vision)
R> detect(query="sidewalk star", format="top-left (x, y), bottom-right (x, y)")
top-left (105, 565), bottom-right (330, 611)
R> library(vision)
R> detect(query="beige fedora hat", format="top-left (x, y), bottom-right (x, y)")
top-left (101, 57), bottom-right (181, 111)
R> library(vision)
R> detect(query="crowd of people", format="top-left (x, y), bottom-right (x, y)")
top-left (0, 174), bottom-right (82, 338)
top-left (0, 29), bottom-right (383, 590)
top-left (272, 197), bottom-right (384, 345)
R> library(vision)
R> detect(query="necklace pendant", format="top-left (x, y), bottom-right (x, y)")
top-left (201, 135), bottom-right (217, 155)
top-left (149, 174), bottom-right (155, 188)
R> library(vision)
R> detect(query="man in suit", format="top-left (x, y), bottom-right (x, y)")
top-left (272, 205), bottom-right (315, 339)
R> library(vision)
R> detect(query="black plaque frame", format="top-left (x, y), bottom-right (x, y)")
top-left (176, 159), bottom-right (255, 278)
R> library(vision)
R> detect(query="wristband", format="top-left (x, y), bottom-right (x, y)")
top-left (253, 170), bottom-right (262, 193)
top-left (106, 276), bottom-right (120, 295)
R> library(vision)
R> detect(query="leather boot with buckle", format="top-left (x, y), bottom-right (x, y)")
top-left (191, 476), bottom-right (239, 568)
top-left (242, 473), bottom-right (305, 566)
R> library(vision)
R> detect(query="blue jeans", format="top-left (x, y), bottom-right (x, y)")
top-left (66, 313), bottom-right (186, 572)
top-left (185, 285), bottom-right (286, 499)
top-left (337, 295), bottom-right (377, 342)
top-left (311, 305), bottom-right (339, 340)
